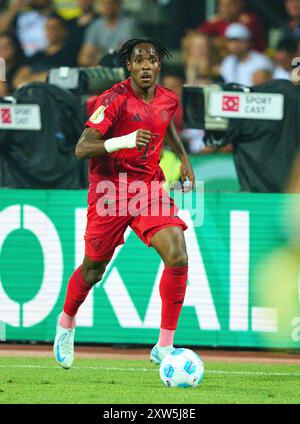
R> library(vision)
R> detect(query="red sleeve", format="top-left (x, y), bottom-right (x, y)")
top-left (198, 20), bottom-right (217, 36)
top-left (199, 14), bottom-right (266, 50)
top-left (85, 89), bottom-right (125, 137)
top-left (85, 95), bottom-right (99, 116)
top-left (198, 19), bottom-right (227, 37)
top-left (240, 12), bottom-right (266, 51)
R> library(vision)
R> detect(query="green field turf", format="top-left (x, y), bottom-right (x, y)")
top-left (0, 356), bottom-right (299, 404)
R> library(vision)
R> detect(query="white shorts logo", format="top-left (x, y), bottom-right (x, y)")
top-left (89, 105), bottom-right (106, 124)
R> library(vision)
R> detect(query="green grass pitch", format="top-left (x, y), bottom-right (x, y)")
top-left (0, 356), bottom-right (299, 404)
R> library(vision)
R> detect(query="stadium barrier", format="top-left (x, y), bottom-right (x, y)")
top-left (0, 188), bottom-right (299, 349)
top-left (160, 152), bottom-right (239, 192)
top-left (189, 153), bottom-right (239, 191)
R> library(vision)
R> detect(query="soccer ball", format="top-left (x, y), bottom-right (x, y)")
top-left (159, 348), bottom-right (204, 388)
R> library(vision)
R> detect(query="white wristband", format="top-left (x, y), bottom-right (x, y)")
top-left (104, 130), bottom-right (138, 153)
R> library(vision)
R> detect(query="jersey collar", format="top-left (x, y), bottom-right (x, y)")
top-left (127, 77), bottom-right (158, 104)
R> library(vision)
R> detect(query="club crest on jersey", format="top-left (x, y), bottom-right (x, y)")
top-left (90, 105), bottom-right (106, 124)
top-left (160, 110), bottom-right (169, 122)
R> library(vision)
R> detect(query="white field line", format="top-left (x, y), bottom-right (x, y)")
top-left (0, 364), bottom-right (299, 378)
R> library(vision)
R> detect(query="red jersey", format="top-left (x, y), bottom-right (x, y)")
top-left (85, 77), bottom-right (179, 203)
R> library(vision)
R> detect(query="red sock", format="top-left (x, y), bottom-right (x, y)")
top-left (159, 265), bottom-right (188, 331)
top-left (63, 267), bottom-right (92, 317)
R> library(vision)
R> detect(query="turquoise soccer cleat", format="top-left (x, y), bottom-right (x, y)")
top-left (53, 313), bottom-right (75, 369)
top-left (150, 344), bottom-right (175, 365)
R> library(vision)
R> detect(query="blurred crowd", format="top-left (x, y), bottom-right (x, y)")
top-left (0, 0), bottom-right (300, 154)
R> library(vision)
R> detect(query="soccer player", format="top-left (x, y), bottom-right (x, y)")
top-left (53, 38), bottom-right (195, 369)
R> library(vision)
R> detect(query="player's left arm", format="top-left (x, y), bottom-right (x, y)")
top-left (166, 119), bottom-right (195, 192)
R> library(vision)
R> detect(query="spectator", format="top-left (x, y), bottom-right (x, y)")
top-left (273, 38), bottom-right (299, 81)
top-left (0, 0), bottom-right (26, 33)
top-left (220, 23), bottom-right (273, 86)
top-left (161, 70), bottom-right (184, 99)
top-left (78, 0), bottom-right (138, 66)
top-left (252, 69), bottom-right (273, 85)
top-left (0, 0), bottom-right (54, 58)
top-left (282, 0), bottom-right (300, 42)
top-left (66, 0), bottom-right (98, 57)
top-left (198, 0), bottom-right (266, 53)
top-left (53, 0), bottom-right (82, 19)
top-left (0, 0), bottom-right (8, 13)
top-left (13, 14), bottom-right (77, 88)
top-left (0, 32), bottom-right (25, 96)
top-left (181, 31), bottom-right (220, 85)
top-left (161, 69), bottom-right (185, 134)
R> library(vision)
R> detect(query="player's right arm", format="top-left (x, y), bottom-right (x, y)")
top-left (75, 127), bottom-right (152, 160)
top-left (76, 90), bottom-right (152, 160)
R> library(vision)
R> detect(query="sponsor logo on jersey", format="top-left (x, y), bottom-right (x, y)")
top-left (89, 105), bottom-right (106, 124)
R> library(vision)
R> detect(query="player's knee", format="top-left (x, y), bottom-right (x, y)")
top-left (165, 251), bottom-right (188, 268)
top-left (82, 265), bottom-right (107, 286)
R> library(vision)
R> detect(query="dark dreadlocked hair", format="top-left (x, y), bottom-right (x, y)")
top-left (117, 38), bottom-right (172, 68)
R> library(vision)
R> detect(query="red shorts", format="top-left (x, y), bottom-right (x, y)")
top-left (84, 191), bottom-right (187, 262)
